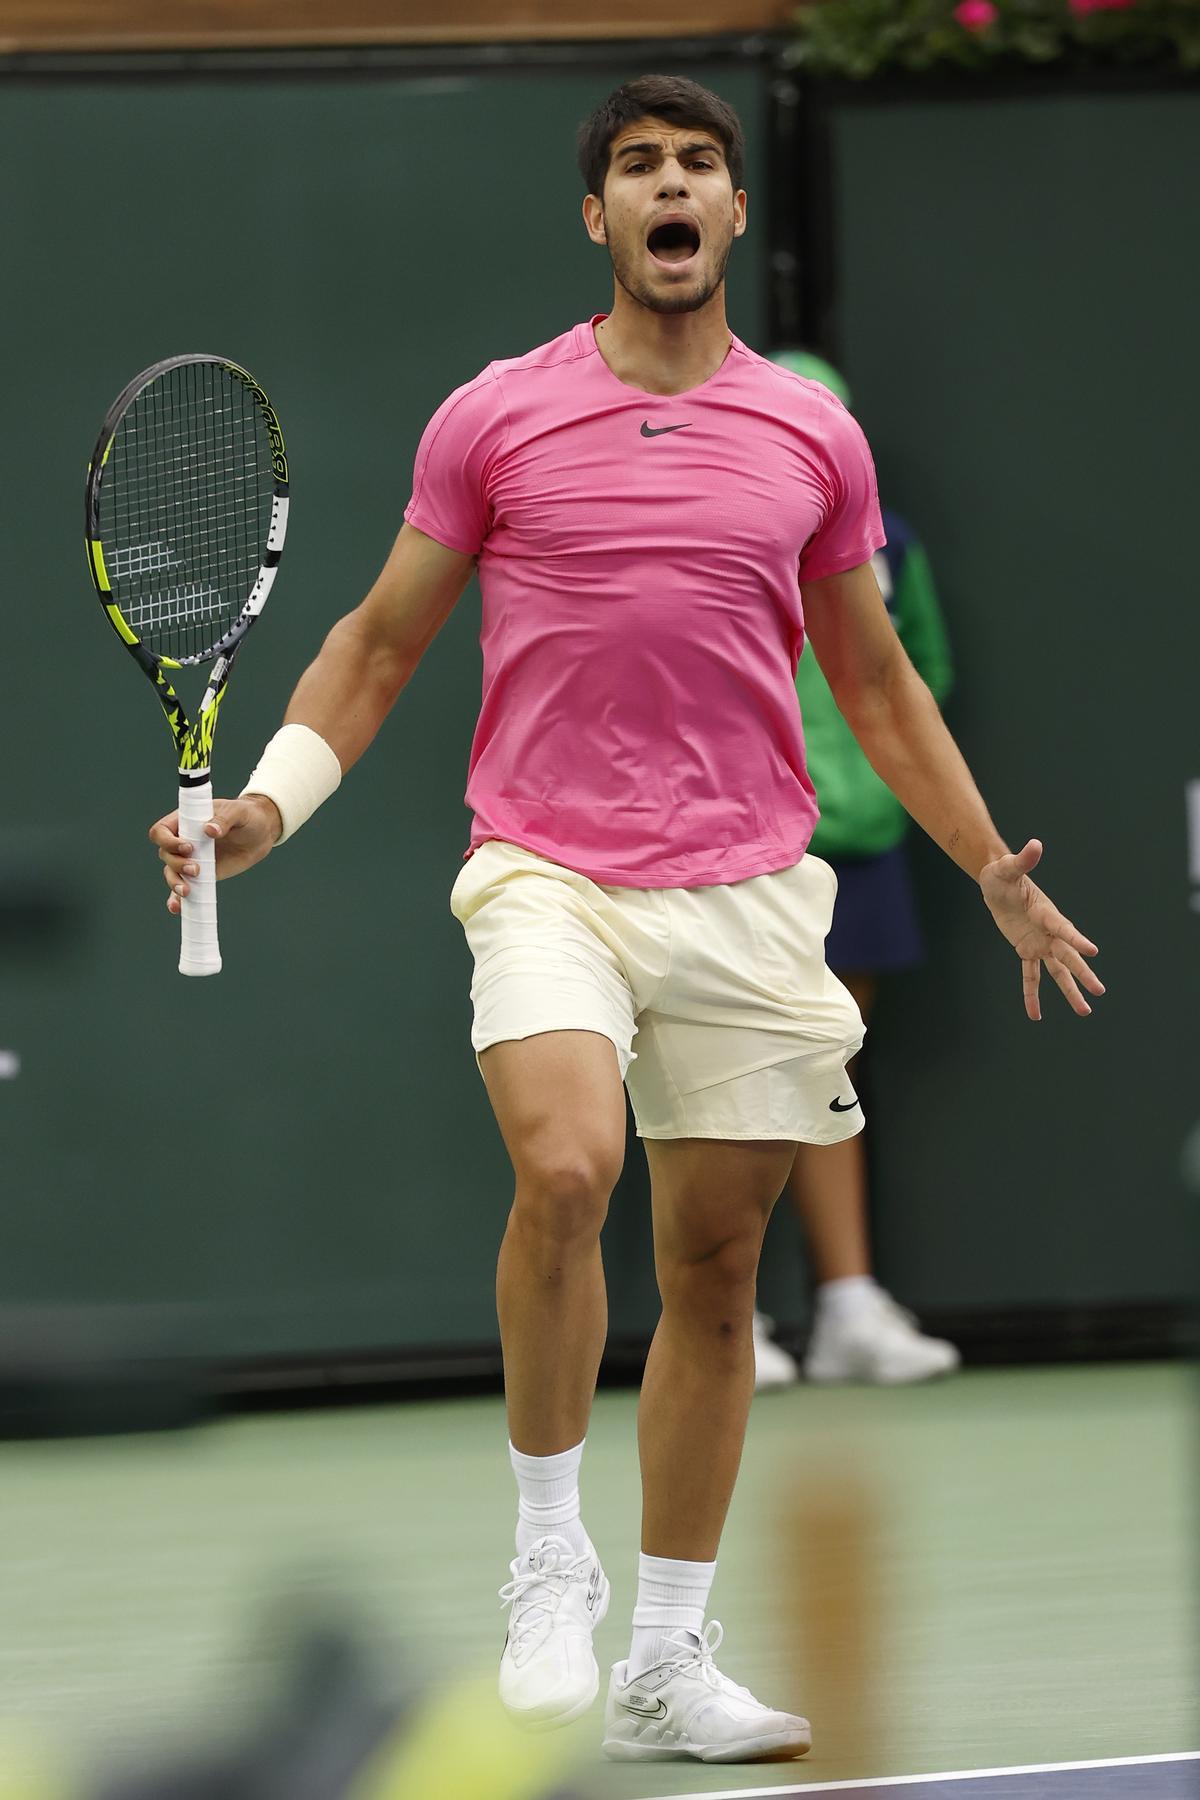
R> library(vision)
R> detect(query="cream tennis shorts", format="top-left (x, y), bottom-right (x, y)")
top-left (449, 839), bottom-right (866, 1144)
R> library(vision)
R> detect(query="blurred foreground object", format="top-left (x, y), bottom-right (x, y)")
top-left (783, 1440), bottom-right (888, 1780)
top-left (0, 1615), bottom-right (579, 1800)
top-left (353, 1669), bottom-right (577, 1800)
top-left (94, 1623), bottom-right (396, 1799)
top-left (0, 1729), bottom-right (71, 1800)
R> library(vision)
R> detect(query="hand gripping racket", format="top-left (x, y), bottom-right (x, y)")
top-left (85, 355), bottom-right (289, 976)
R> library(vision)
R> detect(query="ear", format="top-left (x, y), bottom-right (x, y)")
top-left (582, 193), bottom-right (607, 247)
top-left (732, 190), bottom-right (748, 240)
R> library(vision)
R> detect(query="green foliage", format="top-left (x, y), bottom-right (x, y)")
top-left (789, 0), bottom-right (1200, 78)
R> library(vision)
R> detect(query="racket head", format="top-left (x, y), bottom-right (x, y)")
top-left (85, 354), bottom-right (289, 670)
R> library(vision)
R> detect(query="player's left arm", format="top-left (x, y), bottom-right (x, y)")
top-left (801, 559), bottom-right (1103, 1021)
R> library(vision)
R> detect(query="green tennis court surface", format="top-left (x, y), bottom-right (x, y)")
top-left (1, 1363), bottom-right (1195, 1795)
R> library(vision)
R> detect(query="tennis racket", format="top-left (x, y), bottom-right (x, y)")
top-left (85, 354), bottom-right (289, 976)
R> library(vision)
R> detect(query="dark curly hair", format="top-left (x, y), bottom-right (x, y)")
top-left (576, 74), bottom-right (746, 199)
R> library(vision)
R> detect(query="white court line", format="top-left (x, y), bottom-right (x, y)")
top-left (635, 1749), bottom-right (1200, 1800)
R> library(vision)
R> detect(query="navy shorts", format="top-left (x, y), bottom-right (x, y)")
top-left (822, 843), bottom-right (924, 975)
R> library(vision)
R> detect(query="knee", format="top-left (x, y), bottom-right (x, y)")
top-left (510, 1141), bottom-right (620, 1246)
top-left (659, 1229), bottom-right (763, 1313)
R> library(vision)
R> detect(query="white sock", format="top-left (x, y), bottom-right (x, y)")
top-left (509, 1439), bottom-right (592, 1560)
top-left (627, 1552), bottom-right (716, 1678)
top-left (815, 1275), bottom-right (879, 1320)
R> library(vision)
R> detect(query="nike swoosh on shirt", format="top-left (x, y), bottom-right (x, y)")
top-left (829, 1096), bottom-right (861, 1113)
top-left (640, 421), bottom-right (692, 437)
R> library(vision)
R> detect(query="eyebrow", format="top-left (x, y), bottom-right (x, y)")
top-left (614, 140), bottom-right (723, 163)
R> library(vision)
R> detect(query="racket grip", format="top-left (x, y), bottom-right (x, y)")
top-left (177, 781), bottom-right (222, 977)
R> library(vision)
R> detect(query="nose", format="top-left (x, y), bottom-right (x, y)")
top-left (656, 161), bottom-right (690, 200)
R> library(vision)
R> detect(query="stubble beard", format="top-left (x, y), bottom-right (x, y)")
top-left (607, 224), bottom-right (734, 317)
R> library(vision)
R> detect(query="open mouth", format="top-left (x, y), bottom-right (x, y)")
top-left (646, 218), bottom-right (702, 267)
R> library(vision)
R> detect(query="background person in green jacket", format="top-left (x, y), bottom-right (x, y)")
top-left (754, 350), bottom-right (962, 1389)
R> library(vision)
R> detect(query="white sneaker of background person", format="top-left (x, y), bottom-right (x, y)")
top-left (751, 1310), bottom-right (800, 1391)
top-left (803, 1276), bottom-right (961, 1384)
top-left (498, 1534), bottom-right (610, 1729)
top-left (603, 1621), bottom-right (811, 1763)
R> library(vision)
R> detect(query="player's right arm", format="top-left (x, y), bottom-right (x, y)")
top-left (150, 524), bottom-right (474, 911)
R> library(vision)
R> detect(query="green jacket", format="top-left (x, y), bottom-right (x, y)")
top-left (797, 511), bottom-right (953, 858)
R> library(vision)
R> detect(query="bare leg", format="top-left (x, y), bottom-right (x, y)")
top-left (482, 1030), bottom-right (627, 1455)
top-left (639, 1137), bottom-right (798, 1560)
top-left (786, 973), bottom-right (877, 1283)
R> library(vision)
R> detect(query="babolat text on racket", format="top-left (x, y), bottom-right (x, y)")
top-left (84, 354), bottom-right (288, 976)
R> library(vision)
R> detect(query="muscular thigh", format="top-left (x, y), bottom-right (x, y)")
top-left (480, 1030), bottom-right (628, 1192)
top-left (645, 1137), bottom-right (796, 1268)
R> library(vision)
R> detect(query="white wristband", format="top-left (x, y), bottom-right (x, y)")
top-left (240, 723), bottom-right (342, 844)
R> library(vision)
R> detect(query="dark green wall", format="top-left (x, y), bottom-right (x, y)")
top-left (0, 58), bottom-right (768, 1356)
top-left (777, 83), bottom-right (1197, 1314)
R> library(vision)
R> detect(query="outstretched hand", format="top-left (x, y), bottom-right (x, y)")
top-left (979, 839), bottom-right (1104, 1021)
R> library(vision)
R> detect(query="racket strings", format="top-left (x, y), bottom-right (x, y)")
top-left (101, 363), bottom-right (272, 663)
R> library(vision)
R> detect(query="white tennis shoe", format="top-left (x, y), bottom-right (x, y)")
top-left (752, 1310), bottom-right (800, 1390)
top-left (602, 1622), bottom-right (812, 1763)
top-left (498, 1534), bottom-right (609, 1730)
top-left (804, 1287), bottom-right (961, 1384)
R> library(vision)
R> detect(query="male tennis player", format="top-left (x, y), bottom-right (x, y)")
top-left (150, 75), bottom-right (1102, 1764)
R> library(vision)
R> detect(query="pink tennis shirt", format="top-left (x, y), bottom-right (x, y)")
top-left (404, 318), bottom-right (885, 888)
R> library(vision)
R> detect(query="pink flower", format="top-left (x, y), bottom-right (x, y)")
top-left (1069, 0), bottom-right (1134, 10)
top-left (954, 0), bottom-right (999, 29)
